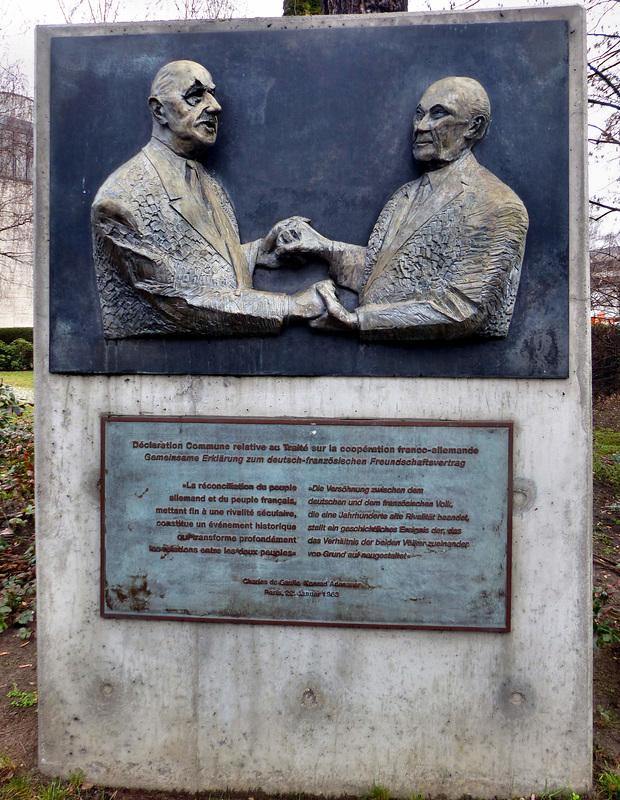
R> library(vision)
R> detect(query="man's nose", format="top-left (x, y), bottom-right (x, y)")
top-left (204, 94), bottom-right (221, 114)
top-left (415, 112), bottom-right (430, 131)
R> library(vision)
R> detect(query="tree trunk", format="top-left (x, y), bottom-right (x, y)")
top-left (284, 0), bottom-right (406, 17)
top-left (321, 0), bottom-right (407, 14)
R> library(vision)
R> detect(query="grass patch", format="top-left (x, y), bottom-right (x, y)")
top-left (599, 767), bottom-right (620, 800)
top-left (598, 704), bottom-right (620, 728)
top-left (0, 373), bottom-right (33, 392)
top-left (0, 757), bottom-right (105, 800)
top-left (361, 787), bottom-right (392, 800)
top-left (0, 373), bottom-right (33, 394)
top-left (595, 429), bottom-right (620, 487)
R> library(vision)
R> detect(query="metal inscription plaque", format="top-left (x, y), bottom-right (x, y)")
top-left (101, 417), bottom-right (512, 630)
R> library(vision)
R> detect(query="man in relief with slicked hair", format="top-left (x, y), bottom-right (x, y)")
top-left (271, 76), bottom-right (529, 341)
top-left (92, 60), bottom-right (329, 338)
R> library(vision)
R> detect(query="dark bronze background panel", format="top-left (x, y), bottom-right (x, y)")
top-left (49, 19), bottom-right (569, 376)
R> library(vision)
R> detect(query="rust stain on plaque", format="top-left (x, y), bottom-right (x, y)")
top-left (108, 574), bottom-right (151, 612)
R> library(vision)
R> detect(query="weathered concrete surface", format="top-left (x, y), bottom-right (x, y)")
top-left (35, 7), bottom-right (591, 797)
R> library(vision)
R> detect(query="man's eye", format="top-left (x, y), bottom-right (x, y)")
top-left (430, 106), bottom-right (449, 119)
top-left (185, 92), bottom-right (203, 106)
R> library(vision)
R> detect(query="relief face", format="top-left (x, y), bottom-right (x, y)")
top-left (92, 68), bottom-right (528, 342)
top-left (413, 77), bottom-right (484, 164)
top-left (149, 62), bottom-right (221, 157)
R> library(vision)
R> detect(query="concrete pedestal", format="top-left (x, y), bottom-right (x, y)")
top-left (35, 7), bottom-right (591, 796)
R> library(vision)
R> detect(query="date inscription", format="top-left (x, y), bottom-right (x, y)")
top-left (102, 418), bottom-right (512, 630)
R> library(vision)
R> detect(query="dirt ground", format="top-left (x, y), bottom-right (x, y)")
top-left (0, 627), bottom-right (37, 774)
top-left (0, 398), bottom-right (619, 798)
top-left (592, 488), bottom-right (620, 774)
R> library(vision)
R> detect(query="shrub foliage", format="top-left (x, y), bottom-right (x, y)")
top-left (0, 339), bottom-right (33, 371)
top-left (0, 378), bottom-right (35, 638)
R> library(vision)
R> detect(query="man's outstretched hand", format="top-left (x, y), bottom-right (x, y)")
top-left (288, 279), bottom-right (335, 321)
top-left (260, 216), bottom-right (333, 264)
top-left (309, 282), bottom-right (359, 331)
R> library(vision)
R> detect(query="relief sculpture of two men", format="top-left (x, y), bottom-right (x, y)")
top-left (92, 60), bottom-right (528, 342)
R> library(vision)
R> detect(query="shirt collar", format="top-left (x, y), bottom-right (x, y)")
top-left (424, 148), bottom-right (475, 190)
top-left (148, 136), bottom-right (193, 173)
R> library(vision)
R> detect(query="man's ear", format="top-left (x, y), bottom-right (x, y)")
top-left (466, 114), bottom-right (487, 141)
top-left (148, 96), bottom-right (167, 126)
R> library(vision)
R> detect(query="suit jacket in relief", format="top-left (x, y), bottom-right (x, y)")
top-left (331, 151), bottom-right (529, 341)
top-left (92, 138), bottom-right (289, 338)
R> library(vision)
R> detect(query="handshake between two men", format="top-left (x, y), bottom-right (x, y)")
top-left (92, 60), bottom-right (527, 342)
top-left (256, 216), bottom-right (348, 332)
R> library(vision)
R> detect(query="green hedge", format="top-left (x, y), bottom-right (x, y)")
top-left (0, 328), bottom-right (33, 345)
top-left (0, 339), bottom-right (33, 371)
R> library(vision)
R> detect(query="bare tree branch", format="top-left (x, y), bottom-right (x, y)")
top-left (592, 199), bottom-right (620, 213)
top-left (590, 60), bottom-right (620, 99)
top-left (0, 60), bottom-right (33, 318)
top-left (589, 97), bottom-right (620, 110)
top-left (147, 0), bottom-right (242, 20)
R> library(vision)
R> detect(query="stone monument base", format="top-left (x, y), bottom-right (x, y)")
top-left (35, 6), bottom-right (591, 796)
top-left (35, 373), bottom-right (592, 796)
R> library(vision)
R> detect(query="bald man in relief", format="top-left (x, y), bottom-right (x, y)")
top-left (272, 77), bottom-right (529, 340)
top-left (92, 60), bottom-right (329, 338)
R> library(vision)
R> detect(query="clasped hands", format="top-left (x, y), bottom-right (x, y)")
top-left (258, 216), bottom-right (357, 331)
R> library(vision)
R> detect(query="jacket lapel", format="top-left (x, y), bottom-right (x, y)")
top-left (367, 169), bottom-right (463, 285)
top-left (389, 168), bottom-right (464, 256)
top-left (143, 140), bottom-right (234, 266)
top-left (364, 158), bottom-right (473, 297)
